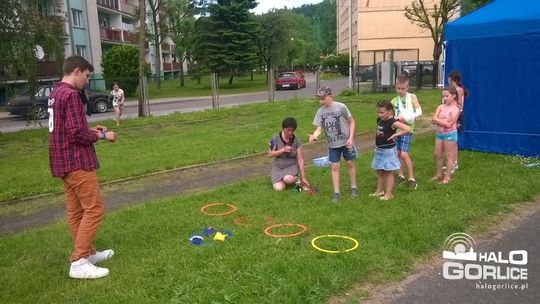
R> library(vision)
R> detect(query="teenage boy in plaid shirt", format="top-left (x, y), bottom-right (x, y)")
top-left (49, 56), bottom-right (116, 279)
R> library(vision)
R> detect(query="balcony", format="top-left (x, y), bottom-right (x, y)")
top-left (163, 62), bottom-right (181, 71)
top-left (97, 0), bottom-right (119, 10)
top-left (100, 26), bottom-right (122, 42)
top-left (0, 60), bottom-right (59, 82)
top-left (122, 30), bottom-right (136, 43)
top-left (37, 61), bottom-right (60, 77)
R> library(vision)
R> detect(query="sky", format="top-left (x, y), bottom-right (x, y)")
top-left (251, 0), bottom-right (323, 15)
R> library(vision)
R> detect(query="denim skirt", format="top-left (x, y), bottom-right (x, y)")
top-left (371, 147), bottom-right (400, 171)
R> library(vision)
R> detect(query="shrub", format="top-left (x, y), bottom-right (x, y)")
top-left (101, 45), bottom-right (139, 96)
top-left (322, 53), bottom-right (353, 76)
top-left (338, 88), bottom-right (357, 96)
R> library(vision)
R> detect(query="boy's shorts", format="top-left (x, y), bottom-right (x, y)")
top-left (435, 130), bottom-right (458, 142)
top-left (328, 145), bottom-right (357, 163)
top-left (396, 133), bottom-right (413, 152)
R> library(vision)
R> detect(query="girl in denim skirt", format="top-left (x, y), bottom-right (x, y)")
top-left (371, 101), bottom-right (410, 200)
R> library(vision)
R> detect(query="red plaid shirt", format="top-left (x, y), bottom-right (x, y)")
top-left (48, 82), bottom-right (100, 177)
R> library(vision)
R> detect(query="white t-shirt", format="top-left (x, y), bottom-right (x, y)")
top-left (110, 89), bottom-right (124, 107)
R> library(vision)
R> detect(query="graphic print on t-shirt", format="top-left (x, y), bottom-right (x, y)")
top-left (320, 111), bottom-right (346, 144)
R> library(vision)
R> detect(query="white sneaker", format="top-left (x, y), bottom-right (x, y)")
top-left (69, 258), bottom-right (109, 279)
top-left (88, 249), bottom-right (115, 265)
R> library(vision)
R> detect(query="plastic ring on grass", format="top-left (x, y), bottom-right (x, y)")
top-left (264, 223), bottom-right (307, 238)
top-left (311, 235), bottom-right (359, 254)
top-left (200, 203), bottom-right (238, 216)
top-left (234, 216), bottom-right (273, 227)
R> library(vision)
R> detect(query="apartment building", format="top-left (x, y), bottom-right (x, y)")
top-left (29, 0), bottom-right (180, 89)
top-left (336, 0), bottom-right (446, 66)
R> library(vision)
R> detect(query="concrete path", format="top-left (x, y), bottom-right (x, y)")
top-left (363, 200), bottom-right (540, 304)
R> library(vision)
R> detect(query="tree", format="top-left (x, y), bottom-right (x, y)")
top-left (404, 0), bottom-right (461, 86)
top-left (404, 0), bottom-right (462, 61)
top-left (195, 0), bottom-right (260, 85)
top-left (282, 11), bottom-right (319, 70)
top-left (147, 0), bottom-right (168, 89)
top-left (0, 1), bottom-right (64, 91)
top-left (102, 45), bottom-right (140, 96)
top-left (404, 0), bottom-right (491, 86)
top-left (255, 10), bottom-right (319, 73)
top-left (139, 0), bottom-right (147, 117)
top-left (255, 11), bottom-right (294, 74)
top-left (461, 0), bottom-right (492, 14)
top-left (164, 0), bottom-right (196, 87)
top-left (292, 0), bottom-right (336, 55)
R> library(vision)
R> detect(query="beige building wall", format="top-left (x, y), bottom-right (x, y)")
top-left (337, 0), bottom-right (439, 66)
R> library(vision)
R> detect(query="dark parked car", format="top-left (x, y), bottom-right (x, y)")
top-left (356, 66), bottom-right (374, 82)
top-left (5, 84), bottom-right (112, 119)
top-left (400, 61), bottom-right (433, 77)
top-left (275, 71), bottom-right (306, 90)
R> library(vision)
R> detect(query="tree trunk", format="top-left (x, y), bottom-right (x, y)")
top-left (153, 15), bottom-right (161, 89)
top-left (432, 60), bottom-right (439, 88)
top-left (228, 74), bottom-right (234, 85)
top-left (138, 0), bottom-right (146, 117)
top-left (179, 60), bottom-right (185, 87)
top-left (432, 43), bottom-right (443, 88)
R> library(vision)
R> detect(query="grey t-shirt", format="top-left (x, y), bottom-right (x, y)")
top-left (312, 101), bottom-right (352, 148)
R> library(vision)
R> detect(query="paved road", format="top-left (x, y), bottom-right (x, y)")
top-left (0, 75), bottom-right (348, 133)
top-left (363, 202), bottom-right (540, 304)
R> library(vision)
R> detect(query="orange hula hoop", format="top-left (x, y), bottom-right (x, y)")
top-left (264, 223), bottom-right (308, 238)
top-left (200, 202), bottom-right (238, 216)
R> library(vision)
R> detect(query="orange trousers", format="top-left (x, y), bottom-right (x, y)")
top-left (62, 170), bottom-right (104, 262)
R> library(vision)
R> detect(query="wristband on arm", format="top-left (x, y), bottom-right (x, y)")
top-left (101, 131), bottom-right (106, 140)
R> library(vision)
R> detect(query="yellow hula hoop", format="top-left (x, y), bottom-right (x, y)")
top-left (311, 235), bottom-right (360, 254)
top-left (200, 202), bottom-right (238, 216)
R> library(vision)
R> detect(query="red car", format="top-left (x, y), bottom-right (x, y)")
top-left (275, 71), bottom-right (306, 90)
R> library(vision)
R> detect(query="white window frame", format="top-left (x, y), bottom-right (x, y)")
top-left (76, 45), bottom-right (86, 58)
top-left (72, 9), bottom-right (83, 28)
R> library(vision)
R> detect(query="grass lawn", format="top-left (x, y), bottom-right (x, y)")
top-left (0, 135), bottom-right (539, 303)
top-left (143, 73), bottom-right (269, 100)
top-left (0, 90), bottom-right (442, 202)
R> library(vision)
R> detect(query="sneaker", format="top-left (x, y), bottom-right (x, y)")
top-left (396, 175), bottom-right (406, 185)
top-left (69, 258), bottom-right (109, 279)
top-left (407, 179), bottom-right (418, 190)
top-left (88, 249), bottom-right (115, 265)
top-left (350, 187), bottom-right (359, 198)
top-left (331, 193), bottom-right (341, 203)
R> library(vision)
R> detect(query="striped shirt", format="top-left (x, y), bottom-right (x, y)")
top-left (48, 82), bottom-right (100, 177)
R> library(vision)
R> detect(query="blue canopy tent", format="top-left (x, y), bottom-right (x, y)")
top-left (444, 0), bottom-right (540, 156)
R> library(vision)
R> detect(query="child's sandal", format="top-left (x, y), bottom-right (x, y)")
top-left (369, 191), bottom-right (385, 197)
